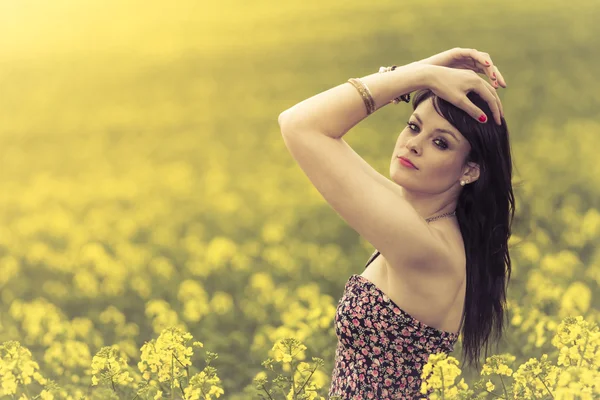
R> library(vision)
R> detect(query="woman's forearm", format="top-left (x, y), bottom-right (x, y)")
top-left (278, 62), bottom-right (434, 140)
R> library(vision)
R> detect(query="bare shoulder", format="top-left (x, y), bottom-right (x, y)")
top-left (383, 222), bottom-right (463, 285)
top-left (385, 222), bottom-right (463, 280)
top-left (428, 223), bottom-right (466, 281)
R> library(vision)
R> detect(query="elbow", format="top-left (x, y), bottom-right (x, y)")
top-left (278, 110), bottom-right (291, 126)
top-left (278, 110), bottom-right (295, 134)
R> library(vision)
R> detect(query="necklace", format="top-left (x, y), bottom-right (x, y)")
top-left (425, 210), bottom-right (456, 223)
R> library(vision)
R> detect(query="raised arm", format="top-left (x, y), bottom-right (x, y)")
top-left (278, 62), bottom-right (433, 139)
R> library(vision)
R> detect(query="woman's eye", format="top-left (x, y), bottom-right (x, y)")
top-left (406, 121), bottom-right (448, 150)
top-left (434, 139), bottom-right (449, 149)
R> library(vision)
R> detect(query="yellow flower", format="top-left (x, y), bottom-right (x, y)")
top-left (178, 280), bottom-right (210, 322)
top-left (184, 369), bottom-right (225, 400)
top-left (271, 338), bottom-right (307, 364)
top-left (43, 340), bottom-right (92, 378)
top-left (480, 353), bottom-right (516, 377)
top-left (552, 316), bottom-right (600, 368)
top-left (0, 341), bottom-right (46, 395)
top-left (138, 327), bottom-right (195, 384)
top-left (145, 300), bottom-right (187, 335)
top-left (554, 365), bottom-right (600, 399)
top-left (420, 353), bottom-right (467, 398)
top-left (559, 282), bottom-right (591, 317)
top-left (90, 345), bottom-right (133, 387)
top-left (512, 354), bottom-right (558, 399)
top-left (39, 389), bottom-right (54, 400)
top-left (1, 374), bottom-right (18, 395)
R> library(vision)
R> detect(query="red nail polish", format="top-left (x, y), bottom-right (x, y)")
top-left (485, 60), bottom-right (490, 65)
top-left (479, 114), bottom-right (487, 122)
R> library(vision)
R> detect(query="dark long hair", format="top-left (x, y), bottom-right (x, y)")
top-left (411, 89), bottom-right (516, 371)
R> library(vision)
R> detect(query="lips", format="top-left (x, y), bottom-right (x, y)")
top-left (398, 156), bottom-right (418, 169)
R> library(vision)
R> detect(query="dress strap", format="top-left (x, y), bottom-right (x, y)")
top-left (364, 250), bottom-right (380, 269)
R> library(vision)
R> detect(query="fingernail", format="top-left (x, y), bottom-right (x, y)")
top-left (479, 114), bottom-right (487, 123)
top-left (485, 60), bottom-right (490, 65)
top-left (492, 72), bottom-right (496, 79)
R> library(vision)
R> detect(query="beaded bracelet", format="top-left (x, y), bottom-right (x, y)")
top-left (347, 65), bottom-right (412, 116)
top-left (379, 65), bottom-right (411, 104)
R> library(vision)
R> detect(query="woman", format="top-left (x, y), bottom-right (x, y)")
top-left (278, 48), bottom-right (515, 399)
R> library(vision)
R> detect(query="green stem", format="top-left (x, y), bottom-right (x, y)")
top-left (172, 353), bottom-right (190, 387)
top-left (485, 390), bottom-right (507, 399)
top-left (261, 386), bottom-right (275, 400)
top-left (499, 375), bottom-right (509, 399)
top-left (107, 361), bottom-right (118, 394)
top-left (178, 379), bottom-right (186, 398)
top-left (578, 334), bottom-right (589, 368)
top-left (440, 366), bottom-right (445, 400)
top-left (159, 381), bottom-right (169, 393)
top-left (171, 353), bottom-right (175, 400)
top-left (292, 359), bottom-right (297, 400)
top-left (289, 341), bottom-right (296, 400)
top-left (295, 365), bottom-right (317, 394)
top-left (537, 376), bottom-right (554, 399)
top-left (199, 379), bottom-right (207, 398)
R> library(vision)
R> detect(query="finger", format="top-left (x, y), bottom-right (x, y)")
top-left (481, 80), bottom-right (504, 124)
top-left (461, 81), bottom-right (502, 125)
top-left (459, 48), bottom-right (489, 75)
top-left (481, 76), bottom-right (504, 117)
top-left (471, 50), bottom-right (496, 83)
top-left (457, 96), bottom-right (488, 124)
top-left (482, 54), bottom-right (508, 88)
top-left (492, 65), bottom-right (508, 88)
top-left (475, 80), bottom-right (503, 125)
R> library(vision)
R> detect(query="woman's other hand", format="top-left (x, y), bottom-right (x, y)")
top-left (424, 65), bottom-right (504, 125)
top-left (417, 47), bottom-right (507, 89)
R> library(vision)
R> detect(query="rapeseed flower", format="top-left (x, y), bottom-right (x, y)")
top-left (90, 345), bottom-right (134, 388)
top-left (552, 316), bottom-right (600, 368)
top-left (420, 353), bottom-right (469, 399)
top-left (138, 327), bottom-right (193, 384)
top-left (512, 354), bottom-right (558, 399)
top-left (0, 341), bottom-right (47, 396)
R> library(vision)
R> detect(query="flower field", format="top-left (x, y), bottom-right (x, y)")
top-left (1, 0), bottom-right (599, 398)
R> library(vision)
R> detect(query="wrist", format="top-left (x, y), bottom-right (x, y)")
top-left (400, 62), bottom-right (436, 91)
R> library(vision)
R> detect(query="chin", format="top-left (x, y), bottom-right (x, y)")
top-left (389, 176), bottom-right (407, 188)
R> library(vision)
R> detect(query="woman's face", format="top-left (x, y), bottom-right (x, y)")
top-left (390, 97), bottom-right (477, 193)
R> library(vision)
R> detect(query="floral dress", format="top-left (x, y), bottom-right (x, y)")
top-left (328, 250), bottom-right (463, 399)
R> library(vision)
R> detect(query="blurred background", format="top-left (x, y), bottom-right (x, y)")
top-left (1, 0), bottom-right (600, 398)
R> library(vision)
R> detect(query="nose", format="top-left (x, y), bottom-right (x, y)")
top-left (405, 137), bottom-right (421, 155)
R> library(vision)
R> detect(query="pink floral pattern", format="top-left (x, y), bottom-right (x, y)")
top-left (328, 251), bottom-right (459, 399)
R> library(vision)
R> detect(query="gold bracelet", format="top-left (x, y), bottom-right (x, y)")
top-left (347, 77), bottom-right (376, 115)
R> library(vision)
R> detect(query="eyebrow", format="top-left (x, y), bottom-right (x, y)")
top-left (413, 113), bottom-right (460, 143)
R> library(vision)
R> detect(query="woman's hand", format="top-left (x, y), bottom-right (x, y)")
top-left (416, 47), bottom-right (507, 89)
top-left (423, 65), bottom-right (505, 125)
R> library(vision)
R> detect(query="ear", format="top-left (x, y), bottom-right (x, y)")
top-left (461, 162), bottom-right (480, 183)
